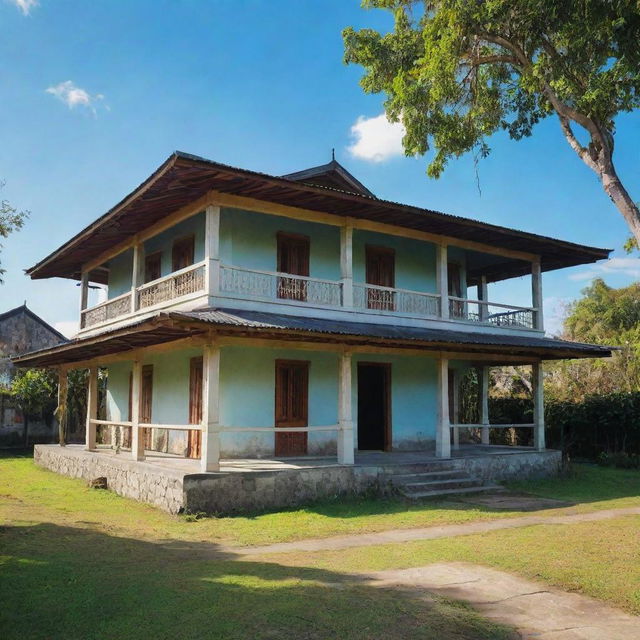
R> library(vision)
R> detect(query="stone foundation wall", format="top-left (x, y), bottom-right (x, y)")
top-left (449, 450), bottom-right (562, 482)
top-left (34, 445), bottom-right (185, 514)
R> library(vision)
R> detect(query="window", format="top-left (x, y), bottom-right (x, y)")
top-left (144, 252), bottom-right (162, 283)
top-left (365, 245), bottom-right (395, 311)
top-left (172, 235), bottom-right (195, 272)
top-left (277, 232), bottom-right (310, 301)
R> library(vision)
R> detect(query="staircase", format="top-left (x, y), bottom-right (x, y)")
top-left (386, 463), bottom-right (503, 500)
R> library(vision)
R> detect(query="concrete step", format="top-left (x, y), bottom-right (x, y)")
top-left (391, 470), bottom-right (471, 485)
top-left (376, 462), bottom-right (460, 475)
top-left (402, 477), bottom-right (483, 493)
top-left (403, 484), bottom-right (504, 500)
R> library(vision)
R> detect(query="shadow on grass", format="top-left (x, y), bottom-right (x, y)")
top-left (0, 522), bottom-right (517, 640)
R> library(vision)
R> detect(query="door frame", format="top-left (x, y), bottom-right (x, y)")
top-left (357, 361), bottom-right (392, 452)
top-left (274, 358), bottom-right (310, 457)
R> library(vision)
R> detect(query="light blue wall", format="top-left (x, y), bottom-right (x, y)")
top-left (352, 230), bottom-right (437, 293)
top-left (105, 212), bottom-right (205, 299)
top-left (107, 249), bottom-right (133, 299)
top-left (220, 208), bottom-right (341, 280)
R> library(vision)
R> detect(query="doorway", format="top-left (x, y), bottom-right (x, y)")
top-left (357, 363), bottom-right (391, 451)
top-left (274, 359), bottom-right (309, 456)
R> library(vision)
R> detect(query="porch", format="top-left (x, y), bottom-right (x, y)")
top-left (33, 443), bottom-right (562, 514)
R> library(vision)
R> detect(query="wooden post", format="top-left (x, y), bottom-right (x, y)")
top-left (340, 225), bottom-right (354, 308)
top-left (205, 205), bottom-right (221, 298)
top-left (452, 369), bottom-right (461, 450)
top-left (130, 360), bottom-right (145, 461)
top-left (85, 366), bottom-right (98, 451)
top-left (55, 368), bottom-right (68, 447)
top-left (436, 245), bottom-right (449, 320)
top-left (532, 362), bottom-right (545, 450)
top-left (79, 271), bottom-right (89, 326)
top-left (337, 351), bottom-right (354, 464)
top-left (532, 259), bottom-right (544, 331)
top-left (131, 242), bottom-right (143, 313)
top-left (436, 358), bottom-right (451, 458)
top-left (478, 366), bottom-right (490, 445)
top-left (478, 275), bottom-right (488, 322)
top-left (201, 343), bottom-right (221, 472)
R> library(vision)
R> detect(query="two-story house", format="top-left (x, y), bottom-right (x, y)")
top-left (14, 152), bottom-right (612, 513)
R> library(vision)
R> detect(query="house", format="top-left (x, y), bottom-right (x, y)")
top-left (0, 304), bottom-right (66, 446)
top-left (13, 152), bottom-right (612, 513)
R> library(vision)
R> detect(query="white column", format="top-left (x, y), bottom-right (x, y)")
top-left (478, 275), bottom-right (488, 322)
top-left (337, 351), bottom-right (354, 464)
top-left (131, 242), bottom-right (143, 313)
top-left (436, 358), bottom-right (451, 458)
top-left (79, 271), bottom-right (89, 320)
top-left (56, 367), bottom-right (68, 447)
top-left (340, 225), bottom-right (354, 308)
top-left (201, 343), bottom-right (221, 472)
top-left (85, 366), bottom-right (98, 451)
top-left (532, 362), bottom-right (545, 450)
top-left (478, 366), bottom-right (490, 445)
top-left (532, 259), bottom-right (544, 331)
top-left (130, 360), bottom-right (145, 461)
top-left (436, 245), bottom-right (449, 319)
top-left (452, 370), bottom-right (460, 450)
top-left (205, 205), bottom-right (221, 298)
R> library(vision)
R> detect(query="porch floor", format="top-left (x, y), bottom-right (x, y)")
top-left (90, 444), bottom-right (540, 475)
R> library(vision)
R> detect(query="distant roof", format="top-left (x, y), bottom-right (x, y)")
top-left (26, 151), bottom-right (611, 285)
top-left (282, 158), bottom-right (375, 197)
top-left (11, 307), bottom-right (612, 368)
top-left (0, 303), bottom-right (67, 342)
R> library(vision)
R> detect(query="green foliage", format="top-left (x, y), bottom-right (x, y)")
top-left (598, 450), bottom-right (640, 469)
top-left (10, 368), bottom-right (57, 420)
top-left (0, 182), bottom-right (29, 283)
top-left (344, 1), bottom-right (640, 238)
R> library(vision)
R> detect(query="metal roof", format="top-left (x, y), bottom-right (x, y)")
top-left (26, 151), bottom-right (611, 284)
top-left (11, 307), bottom-right (612, 368)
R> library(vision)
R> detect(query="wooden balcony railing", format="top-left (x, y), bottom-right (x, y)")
top-left (137, 261), bottom-right (206, 309)
top-left (80, 291), bottom-right (132, 329)
top-left (353, 283), bottom-right (441, 317)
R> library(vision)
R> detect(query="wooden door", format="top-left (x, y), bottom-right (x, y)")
top-left (144, 252), bottom-right (162, 283)
top-left (365, 246), bottom-right (395, 311)
top-left (448, 263), bottom-right (463, 318)
top-left (140, 365), bottom-right (153, 449)
top-left (187, 356), bottom-right (203, 459)
top-left (274, 360), bottom-right (309, 457)
top-left (277, 233), bottom-right (310, 301)
top-left (172, 235), bottom-right (195, 272)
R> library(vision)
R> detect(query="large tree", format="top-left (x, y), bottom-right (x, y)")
top-left (344, 1), bottom-right (640, 242)
top-left (0, 182), bottom-right (28, 283)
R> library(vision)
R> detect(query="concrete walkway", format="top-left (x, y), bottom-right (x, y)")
top-left (364, 563), bottom-right (640, 639)
top-left (237, 505), bottom-right (640, 555)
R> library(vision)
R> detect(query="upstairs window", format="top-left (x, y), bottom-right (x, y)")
top-left (365, 245), bottom-right (395, 311)
top-left (277, 232), bottom-right (310, 301)
top-left (144, 252), bottom-right (162, 284)
top-left (172, 235), bottom-right (195, 272)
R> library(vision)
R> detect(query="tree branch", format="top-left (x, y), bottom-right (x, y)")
top-left (557, 115), bottom-right (599, 173)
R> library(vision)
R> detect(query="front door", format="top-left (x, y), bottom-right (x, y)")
top-left (274, 359), bottom-right (309, 457)
top-left (187, 356), bottom-right (203, 459)
top-left (366, 246), bottom-right (395, 311)
top-left (140, 364), bottom-right (153, 450)
top-left (357, 363), bottom-right (391, 450)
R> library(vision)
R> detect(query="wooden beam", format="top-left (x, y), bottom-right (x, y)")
top-left (85, 366), bottom-right (98, 450)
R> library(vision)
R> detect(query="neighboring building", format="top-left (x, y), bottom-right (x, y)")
top-left (12, 152), bottom-right (612, 512)
top-left (0, 304), bottom-right (66, 446)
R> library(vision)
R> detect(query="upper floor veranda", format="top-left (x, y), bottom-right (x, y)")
top-left (26, 152), bottom-right (611, 338)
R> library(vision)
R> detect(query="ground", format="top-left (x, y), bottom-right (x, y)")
top-left (1, 451), bottom-right (639, 639)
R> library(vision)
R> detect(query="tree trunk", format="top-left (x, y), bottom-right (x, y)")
top-left (23, 415), bottom-right (29, 448)
top-left (599, 165), bottom-right (640, 246)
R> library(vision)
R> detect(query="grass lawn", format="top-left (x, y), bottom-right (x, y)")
top-left (2, 451), bottom-right (639, 547)
top-left (1, 451), bottom-right (639, 638)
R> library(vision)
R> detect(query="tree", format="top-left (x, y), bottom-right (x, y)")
top-left (0, 182), bottom-right (29, 283)
top-left (545, 278), bottom-right (640, 400)
top-left (343, 1), bottom-right (640, 242)
top-left (11, 369), bottom-right (57, 446)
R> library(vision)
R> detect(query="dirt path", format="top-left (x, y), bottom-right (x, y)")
top-left (363, 562), bottom-right (640, 640)
top-left (235, 505), bottom-right (640, 555)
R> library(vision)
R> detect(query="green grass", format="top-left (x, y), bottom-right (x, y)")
top-left (2, 452), bottom-right (639, 547)
top-left (270, 514), bottom-right (640, 614)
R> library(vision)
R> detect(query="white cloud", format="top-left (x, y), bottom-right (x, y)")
top-left (347, 113), bottom-right (405, 163)
top-left (54, 320), bottom-right (79, 339)
top-left (543, 296), bottom-right (571, 337)
top-left (568, 257), bottom-right (640, 282)
top-left (9, 0), bottom-right (38, 15)
top-left (46, 80), bottom-right (106, 115)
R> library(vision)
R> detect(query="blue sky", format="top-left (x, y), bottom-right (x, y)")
top-left (1, 0), bottom-right (638, 337)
